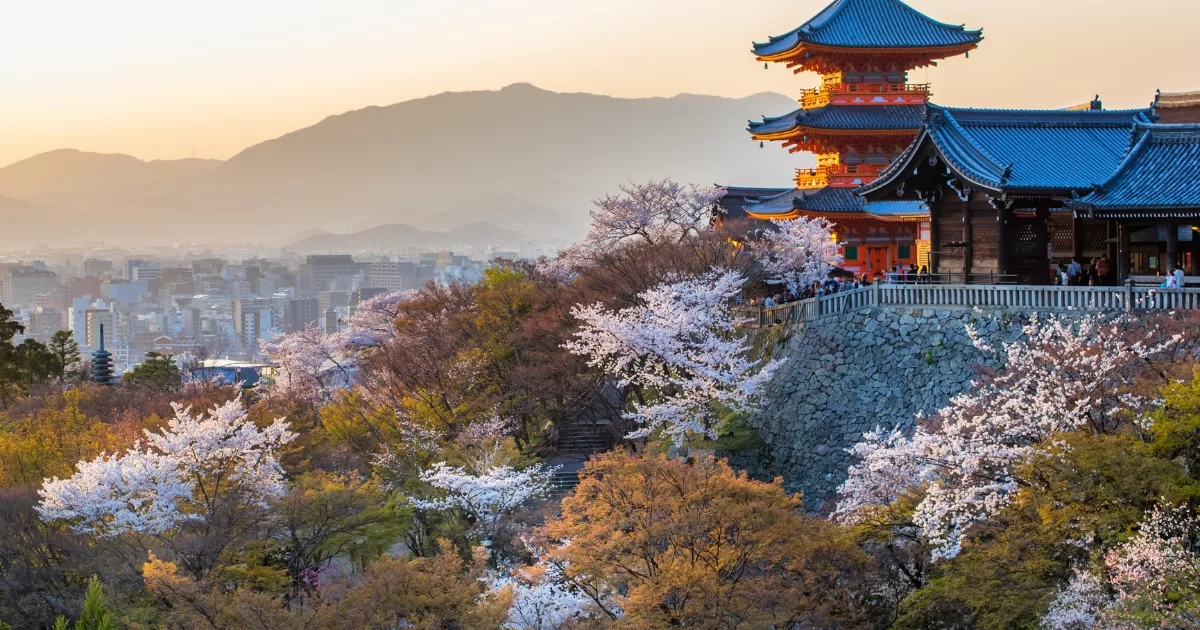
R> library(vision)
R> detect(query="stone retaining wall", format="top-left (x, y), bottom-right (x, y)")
top-left (748, 307), bottom-right (1025, 513)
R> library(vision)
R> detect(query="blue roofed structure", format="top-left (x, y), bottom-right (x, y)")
top-left (1067, 124), bottom-right (1200, 219)
top-left (753, 0), bottom-right (983, 61)
top-left (862, 105), bottom-right (1155, 197)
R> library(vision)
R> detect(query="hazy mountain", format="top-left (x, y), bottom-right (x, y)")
top-left (0, 84), bottom-right (800, 245)
top-left (0, 149), bottom-right (220, 207)
top-left (0, 194), bottom-right (91, 248)
top-left (286, 221), bottom-right (525, 252)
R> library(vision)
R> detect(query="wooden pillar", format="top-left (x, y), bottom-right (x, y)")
top-left (962, 204), bottom-right (973, 283)
top-left (1071, 214), bottom-right (1084, 262)
top-left (1034, 207), bottom-right (1050, 284)
top-left (1167, 221), bottom-right (1179, 273)
top-left (996, 205), bottom-right (1009, 280)
top-left (929, 203), bottom-right (940, 276)
top-left (1118, 221), bottom-right (1131, 285)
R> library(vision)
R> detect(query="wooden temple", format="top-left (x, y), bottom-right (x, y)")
top-left (860, 107), bottom-right (1200, 285)
top-left (725, 0), bottom-right (982, 278)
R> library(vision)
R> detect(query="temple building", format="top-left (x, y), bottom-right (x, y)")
top-left (857, 107), bottom-right (1200, 285)
top-left (1065, 124), bottom-right (1200, 282)
top-left (726, 0), bottom-right (982, 277)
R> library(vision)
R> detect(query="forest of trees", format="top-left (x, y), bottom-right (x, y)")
top-left (1, 180), bottom-right (1199, 629)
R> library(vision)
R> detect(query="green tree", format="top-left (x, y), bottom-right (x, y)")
top-left (48, 330), bottom-right (81, 379)
top-left (52, 576), bottom-right (116, 630)
top-left (0, 303), bottom-right (24, 407)
top-left (121, 352), bottom-right (181, 391)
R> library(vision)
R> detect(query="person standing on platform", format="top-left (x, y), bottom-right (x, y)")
top-left (1095, 256), bottom-right (1110, 286)
top-left (1174, 264), bottom-right (1186, 289)
top-left (1067, 258), bottom-right (1082, 286)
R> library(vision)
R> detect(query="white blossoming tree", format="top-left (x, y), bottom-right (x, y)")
top-left (583, 179), bottom-right (725, 255)
top-left (260, 290), bottom-right (415, 404)
top-left (759, 216), bottom-right (843, 295)
top-left (415, 462), bottom-right (554, 539)
top-left (37, 397), bottom-right (296, 575)
top-left (836, 314), bottom-right (1179, 560)
top-left (497, 561), bottom-right (596, 630)
top-left (565, 268), bottom-right (782, 445)
top-left (1041, 504), bottom-right (1200, 629)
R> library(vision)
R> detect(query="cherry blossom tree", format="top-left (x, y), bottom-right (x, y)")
top-left (37, 397), bottom-right (296, 575)
top-left (566, 268), bottom-right (782, 444)
top-left (260, 290), bottom-right (415, 404)
top-left (414, 461), bottom-right (554, 539)
top-left (836, 314), bottom-right (1180, 560)
top-left (757, 216), bottom-right (843, 295)
top-left (581, 180), bottom-right (725, 258)
top-left (1041, 568), bottom-right (1110, 630)
top-left (1104, 504), bottom-right (1200, 622)
top-left (497, 559), bottom-right (596, 630)
top-left (1041, 505), bottom-right (1200, 629)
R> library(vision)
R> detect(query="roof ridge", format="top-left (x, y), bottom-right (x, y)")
top-left (936, 109), bottom-right (1008, 182)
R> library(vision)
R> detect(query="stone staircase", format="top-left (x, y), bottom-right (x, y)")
top-left (547, 419), bottom-right (616, 491)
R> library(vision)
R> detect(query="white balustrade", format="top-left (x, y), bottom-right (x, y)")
top-left (752, 283), bottom-right (1200, 327)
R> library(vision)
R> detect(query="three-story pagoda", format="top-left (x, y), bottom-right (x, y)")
top-left (743, 0), bottom-right (981, 277)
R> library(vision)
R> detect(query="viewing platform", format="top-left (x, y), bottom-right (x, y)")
top-left (747, 281), bottom-right (1200, 328)
top-left (795, 163), bottom-right (890, 188)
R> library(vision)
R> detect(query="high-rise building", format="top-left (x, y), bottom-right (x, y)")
top-left (366, 261), bottom-right (419, 291)
top-left (318, 291), bottom-right (349, 313)
top-left (83, 259), bottom-right (115, 278)
top-left (85, 309), bottom-right (115, 351)
top-left (323, 309), bottom-right (340, 335)
top-left (300, 255), bottom-right (366, 294)
top-left (233, 299), bottom-right (274, 354)
top-left (284, 298), bottom-right (320, 332)
top-left (3, 267), bottom-right (60, 308)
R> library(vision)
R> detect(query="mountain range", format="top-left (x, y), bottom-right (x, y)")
top-left (0, 84), bottom-right (799, 248)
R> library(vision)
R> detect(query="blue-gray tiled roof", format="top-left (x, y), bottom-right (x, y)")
top-left (863, 200), bottom-right (928, 217)
top-left (754, 0), bottom-right (982, 57)
top-left (1067, 124), bottom-right (1200, 215)
top-left (750, 104), bottom-right (925, 136)
top-left (862, 105), bottom-right (1154, 195)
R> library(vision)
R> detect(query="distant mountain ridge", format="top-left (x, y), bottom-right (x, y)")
top-left (0, 84), bottom-right (800, 246)
top-left (286, 221), bottom-right (526, 252)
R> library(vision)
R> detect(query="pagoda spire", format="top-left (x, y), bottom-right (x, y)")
top-left (90, 323), bottom-right (116, 386)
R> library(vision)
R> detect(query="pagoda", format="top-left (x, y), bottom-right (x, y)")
top-left (90, 324), bottom-right (116, 386)
top-left (743, 0), bottom-right (981, 277)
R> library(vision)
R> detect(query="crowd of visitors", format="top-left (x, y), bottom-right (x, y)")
top-left (1053, 255), bottom-right (1113, 286)
top-left (746, 264), bottom-right (938, 308)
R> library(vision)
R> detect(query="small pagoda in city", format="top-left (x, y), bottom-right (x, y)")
top-left (734, 0), bottom-right (982, 278)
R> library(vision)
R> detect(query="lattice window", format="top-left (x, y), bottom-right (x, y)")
top-left (1049, 221), bottom-right (1074, 254)
top-left (1082, 223), bottom-right (1108, 255)
top-left (1011, 223), bottom-right (1038, 256)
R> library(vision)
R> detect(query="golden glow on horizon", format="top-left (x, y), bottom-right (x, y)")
top-left (1, 0), bottom-right (1198, 167)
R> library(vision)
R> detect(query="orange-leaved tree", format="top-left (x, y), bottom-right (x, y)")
top-left (541, 452), bottom-right (877, 629)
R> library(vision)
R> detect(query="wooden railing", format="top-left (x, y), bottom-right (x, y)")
top-left (799, 83), bottom-right (932, 108)
top-left (748, 282), bottom-right (1200, 327)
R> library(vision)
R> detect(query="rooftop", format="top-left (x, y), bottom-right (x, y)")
top-left (862, 105), bottom-right (1154, 195)
top-left (754, 0), bottom-right (982, 59)
top-left (1067, 124), bottom-right (1200, 216)
top-left (750, 103), bottom-right (925, 137)
top-left (1155, 91), bottom-right (1200, 109)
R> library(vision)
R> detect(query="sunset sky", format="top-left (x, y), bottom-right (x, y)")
top-left (3, 0), bottom-right (1197, 167)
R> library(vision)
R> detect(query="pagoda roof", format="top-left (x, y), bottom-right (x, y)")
top-left (862, 105), bottom-right (1154, 197)
top-left (716, 186), bottom-right (794, 219)
top-left (753, 0), bottom-right (982, 58)
top-left (1066, 124), bottom-right (1200, 217)
top-left (750, 103), bottom-right (925, 138)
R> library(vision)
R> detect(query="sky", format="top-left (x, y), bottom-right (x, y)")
top-left (2, 0), bottom-right (1198, 167)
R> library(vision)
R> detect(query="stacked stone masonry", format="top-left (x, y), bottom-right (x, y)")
top-left (747, 307), bottom-right (1027, 513)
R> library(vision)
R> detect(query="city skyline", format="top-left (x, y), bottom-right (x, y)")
top-left (3, 0), bottom-right (1198, 167)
